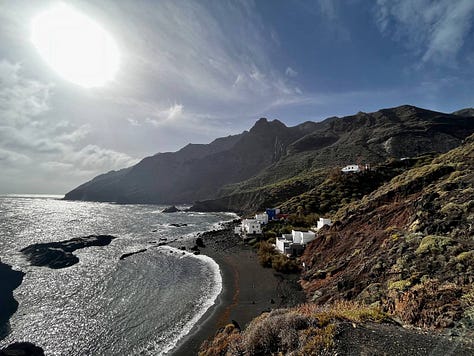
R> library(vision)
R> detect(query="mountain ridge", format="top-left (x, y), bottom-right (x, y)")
top-left (64, 105), bottom-right (474, 207)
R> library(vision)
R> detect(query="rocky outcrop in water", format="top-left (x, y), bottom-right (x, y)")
top-left (119, 249), bottom-right (147, 260)
top-left (0, 261), bottom-right (24, 340)
top-left (0, 342), bottom-right (45, 356)
top-left (21, 235), bottom-right (116, 269)
top-left (162, 206), bottom-right (180, 213)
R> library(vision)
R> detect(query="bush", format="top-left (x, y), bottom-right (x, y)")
top-left (271, 254), bottom-right (300, 273)
top-left (257, 241), bottom-right (275, 268)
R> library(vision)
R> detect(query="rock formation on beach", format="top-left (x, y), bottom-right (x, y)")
top-left (21, 235), bottom-right (116, 269)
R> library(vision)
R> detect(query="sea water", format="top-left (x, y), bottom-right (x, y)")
top-left (0, 195), bottom-right (234, 355)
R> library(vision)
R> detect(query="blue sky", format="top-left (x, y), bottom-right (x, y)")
top-left (0, 0), bottom-right (473, 193)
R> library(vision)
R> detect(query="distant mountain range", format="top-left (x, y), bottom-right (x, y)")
top-left (64, 105), bottom-right (474, 211)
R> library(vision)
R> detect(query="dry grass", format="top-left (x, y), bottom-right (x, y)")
top-left (199, 301), bottom-right (386, 355)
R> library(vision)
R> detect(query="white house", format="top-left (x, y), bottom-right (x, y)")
top-left (241, 219), bottom-right (262, 235)
top-left (254, 213), bottom-right (269, 224)
top-left (341, 164), bottom-right (361, 173)
top-left (316, 218), bottom-right (333, 230)
top-left (292, 230), bottom-right (316, 244)
top-left (275, 230), bottom-right (316, 256)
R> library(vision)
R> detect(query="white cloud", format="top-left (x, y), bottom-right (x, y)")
top-left (285, 67), bottom-right (298, 77)
top-left (68, 144), bottom-right (138, 172)
top-left (374, 0), bottom-right (474, 65)
top-left (127, 118), bottom-right (140, 126)
top-left (0, 59), bottom-right (139, 192)
top-left (0, 59), bottom-right (52, 126)
top-left (0, 148), bottom-right (31, 166)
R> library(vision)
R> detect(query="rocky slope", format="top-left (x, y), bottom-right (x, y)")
top-left (300, 133), bottom-right (474, 330)
top-left (65, 105), bottom-right (474, 206)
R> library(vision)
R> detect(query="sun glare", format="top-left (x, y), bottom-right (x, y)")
top-left (31, 3), bottom-right (120, 88)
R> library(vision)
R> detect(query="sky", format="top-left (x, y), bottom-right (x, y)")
top-left (0, 0), bottom-right (473, 194)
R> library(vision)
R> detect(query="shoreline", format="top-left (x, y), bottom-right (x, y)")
top-left (170, 222), bottom-right (306, 355)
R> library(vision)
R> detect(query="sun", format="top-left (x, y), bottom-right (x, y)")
top-left (31, 3), bottom-right (120, 88)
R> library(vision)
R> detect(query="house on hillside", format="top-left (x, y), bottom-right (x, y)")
top-left (341, 164), bottom-right (361, 173)
top-left (255, 213), bottom-right (269, 224)
top-left (316, 218), bottom-right (332, 230)
top-left (275, 229), bottom-right (316, 256)
top-left (241, 219), bottom-right (262, 236)
top-left (265, 208), bottom-right (280, 221)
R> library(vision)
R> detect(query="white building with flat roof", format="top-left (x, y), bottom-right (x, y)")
top-left (254, 213), bottom-right (269, 224)
top-left (316, 218), bottom-right (333, 230)
top-left (292, 230), bottom-right (316, 244)
top-left (275, 230), bottom-right (316, 256)
top-left (241, 219), bottom-right (262, 235)
top-left (342, 165), bottom-right (361, 173)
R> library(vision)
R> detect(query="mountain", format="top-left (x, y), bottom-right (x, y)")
top-left (64, 105), bottom-right (474, 206)
top-left (65, 119), bottom-right (318, 203)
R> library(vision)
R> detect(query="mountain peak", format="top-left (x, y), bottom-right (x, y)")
top-left (250, 118), bottom-right (286, 132)
top-left (452, 108), bottom-right (474, 117)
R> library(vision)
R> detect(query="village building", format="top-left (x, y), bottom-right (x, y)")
top-left (254, 213), bottom-right (269, 224)
top-left (276, 229), bottom-right (316, 256)
top-left (316, 217), bottom-right (332, 230)
top-left (235, 218), bottom-right (262, 236)
top-left (265, 208), bottom-right (281, 221)
top-left (341, 164), bottom-right (361, 173)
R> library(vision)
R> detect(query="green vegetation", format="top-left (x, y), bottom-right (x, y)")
top-left (415, 235), bottom-right (453, 254)
top-left (257, 241), bottom-right (299, 273)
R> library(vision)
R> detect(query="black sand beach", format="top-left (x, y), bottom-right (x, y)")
top-left (170, 222), bottom-right (306, 355)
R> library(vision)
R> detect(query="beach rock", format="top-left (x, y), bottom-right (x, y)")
top-left (0, 261), bottom-right (25, 339)
top-left (0, 342), bottom-right (45, 356)
top-left (119, 249), bottom-right (147, 260)
top-left (162, 206), bottom-right (180, 213)
top-left (196, 237), bottom-right (205, 248)
top-left (21, 235), bottom-right (116, 269)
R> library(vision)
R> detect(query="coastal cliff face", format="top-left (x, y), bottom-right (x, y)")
top-left (64, 105), bottom-right (474, 207)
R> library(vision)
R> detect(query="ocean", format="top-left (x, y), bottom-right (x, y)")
top-left (0, 194), bottom-right (235, 355)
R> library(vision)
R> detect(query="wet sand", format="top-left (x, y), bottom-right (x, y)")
top-left (170, 223), bottom-right (305, 355)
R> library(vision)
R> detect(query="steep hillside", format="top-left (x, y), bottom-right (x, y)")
top-left (65, 119), bottom-right (318, 203)
top-left (65, 105), bottom-right (474, 205)
top-left (300, 134), bottom-right (474, 330)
